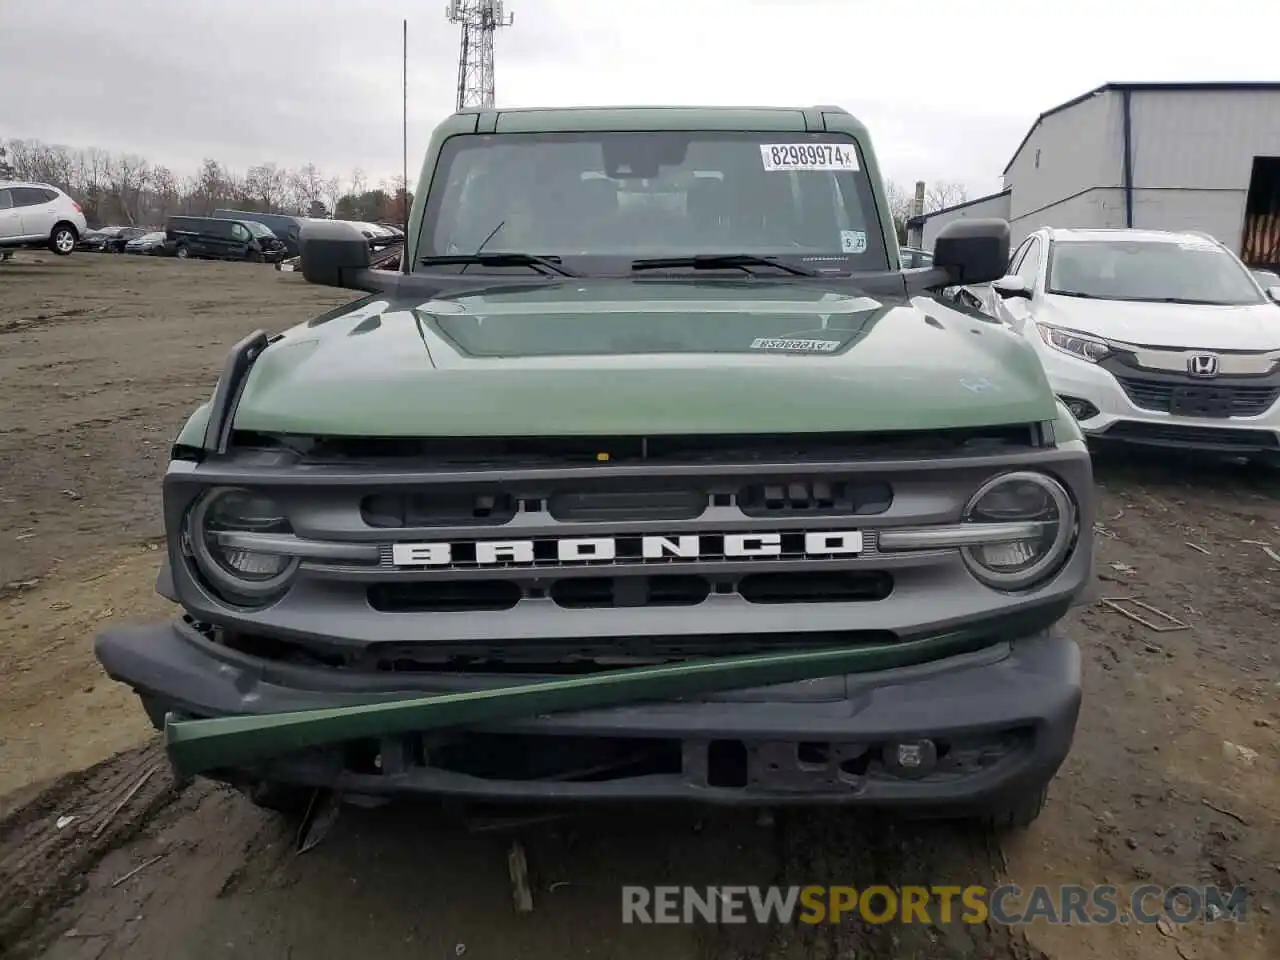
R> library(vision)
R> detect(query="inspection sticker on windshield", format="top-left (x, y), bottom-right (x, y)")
top-left (840, 230), bottom-right (867, 254)
top-left (750, 337), bottom-right (841, 352)
top-left (760, 143), bottom-right (859, 172)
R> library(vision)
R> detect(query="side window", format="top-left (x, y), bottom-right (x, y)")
top-left (1015, 237), bottom-right (1042, 289)
top-left (11, 187), bottom-right (50, 207)
top-left (0, 190), bottom-right (12, 210)
top-left (231, 223), bottom-right (250, 242)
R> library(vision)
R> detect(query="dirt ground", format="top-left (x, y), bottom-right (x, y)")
top-left (0, 252), bottom-right (1277, 960)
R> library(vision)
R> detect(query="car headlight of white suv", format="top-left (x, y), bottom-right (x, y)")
top-left (1036, 323), bottom-right (1111, 363)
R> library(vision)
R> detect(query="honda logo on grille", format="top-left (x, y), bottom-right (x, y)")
top-left (1187, 353), bottom-right (1220, 378)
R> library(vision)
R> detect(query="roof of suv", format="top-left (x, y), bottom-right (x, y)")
top-left (453, 104), bottom-right (866, 135)
top-left (1040, 227), bottom-right (1221, 245)
top-left (0, 179), bottom-right (62, 191)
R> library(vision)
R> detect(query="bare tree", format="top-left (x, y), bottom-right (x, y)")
top-left (69, 147), bottom-right (111, 223)
top-left (883, 179), bottom-right (916, 242)
top-left (322, 176), bottom-right (342, 218)
top-left (3, 139), bottom-right (41, 180)
top-left (4, 135), bottom-right (410, 229)
top-left (192, 158), bottom-right (225, 215)
top-left (151, 165), bottom-right (179, 221)
top-left (223, 170), bottom-right (255, 208)
top-left (246, 162), bottom-right (286, 212)
top-left (288, 162), bottom-right (325, 215)
top-left (107, 153), bottom-right (151, 224)
top-left (924, 180), bottom-right (968, 215)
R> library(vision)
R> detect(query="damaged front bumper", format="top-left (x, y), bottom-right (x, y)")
top-left (95, 619), bottom-right (1081, 809)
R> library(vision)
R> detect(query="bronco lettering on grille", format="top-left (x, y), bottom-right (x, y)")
top-left (389, 531), bottom-right (865, 567)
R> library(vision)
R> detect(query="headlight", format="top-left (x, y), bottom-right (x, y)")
top-left (187, 487), bottom-right (298, 603)
top-left (1036, 323), bottom-right (1110, 363)
top-left (960, 471), bottom-right (1075, 590)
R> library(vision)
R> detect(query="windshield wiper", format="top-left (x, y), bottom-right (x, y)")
top-left (630, 254), bottom-right (819, 277)
top-left (1144, 296), bottom-right (1232, 305)
top-left (418, 253), bottom-right (579, 277)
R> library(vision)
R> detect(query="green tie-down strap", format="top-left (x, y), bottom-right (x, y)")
top-left (164, 631), bottom-right (988, 777)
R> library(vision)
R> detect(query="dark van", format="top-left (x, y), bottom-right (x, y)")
top-left (165, 216), bottom-right (287, 263)
top-left (212, 209), bottom-right (306, 257)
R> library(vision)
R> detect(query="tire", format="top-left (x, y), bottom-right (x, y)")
top-left (984, 784), bottom-right (1049, 832)
top-left (248, 250), bottom-right (264, 263)
top-left (49, 223), bottom-right (78, 256)
top-left (175, 244), bottom-right (190, 259)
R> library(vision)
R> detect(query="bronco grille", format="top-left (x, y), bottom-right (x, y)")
top-left (367, 571), bottom-right (893, 612)
top-left (176, 425), bottom-right (1090, 647)
top-left (363, 482), bottom-right (893, 529)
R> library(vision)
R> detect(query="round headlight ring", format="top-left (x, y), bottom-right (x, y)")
top-left (188, 486), bottom-right (299, 603)
top-left (960, 471), bottom-right (1075, 591)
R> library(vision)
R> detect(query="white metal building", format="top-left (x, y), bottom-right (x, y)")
top-left (907, 82), bottom-right (1280, 266)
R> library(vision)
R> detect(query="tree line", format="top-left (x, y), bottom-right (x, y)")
top-left (883, 179), bottom-right (970, 244)
top-left (0, 139), bottom-right (412, 229)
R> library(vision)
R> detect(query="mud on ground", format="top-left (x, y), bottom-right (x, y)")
top-left (0, 252), bottom-right (1277, 960)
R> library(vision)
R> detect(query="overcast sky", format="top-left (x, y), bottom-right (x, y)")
top-left (3, 0), bottom-right (1274, 197)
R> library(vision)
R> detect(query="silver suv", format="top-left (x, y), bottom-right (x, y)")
top-left (0, 180), bottom-right (89, 256)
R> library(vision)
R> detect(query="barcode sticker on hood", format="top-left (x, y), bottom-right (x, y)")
top-left (750, 338), bottom-right (841, 352)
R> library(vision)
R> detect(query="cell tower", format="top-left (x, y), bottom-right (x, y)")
top-left (446, 0), bottom-right (514, 112)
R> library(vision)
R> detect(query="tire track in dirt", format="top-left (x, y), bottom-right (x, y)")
top-left (0, 742), bottom-right (185, 959)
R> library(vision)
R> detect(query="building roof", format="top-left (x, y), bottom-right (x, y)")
top-left (1001, 81), bottom-right (1280, 176)
top-left (905, 188), bottom-right (1011, 227)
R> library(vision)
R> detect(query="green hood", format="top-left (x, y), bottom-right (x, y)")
top-left (230, 280), bottom-right (1056, 437)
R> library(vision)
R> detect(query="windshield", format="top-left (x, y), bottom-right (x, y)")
top-left (244, 221), bottom-right (276, 238)
top-left (419, 130), bottom-right (889, 273)
top-left (1047, 239), bottom-right (1265, 305)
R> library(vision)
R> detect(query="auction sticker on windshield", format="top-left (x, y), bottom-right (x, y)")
top-left (760, 144), bottom-right (859, 172)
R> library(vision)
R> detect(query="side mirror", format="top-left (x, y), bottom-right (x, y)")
top-left (931, 218), bottom-right (1011, 286)
top-left (299, 220), bottom-right (373, 290)
top-left (992, 274), bottom-right (1032, 299)
top-left (1267, 285), bottom-right (1280, 304)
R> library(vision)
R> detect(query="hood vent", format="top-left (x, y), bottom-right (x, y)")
top-left (241, 424), bottom-right (1045, 466)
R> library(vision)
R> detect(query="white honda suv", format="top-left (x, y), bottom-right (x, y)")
top-left (0, 180), bottom-right (88, 256)
top-left (982, 227), bottom-right (1280, 461)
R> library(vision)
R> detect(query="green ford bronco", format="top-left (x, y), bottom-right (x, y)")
top-left (95, 104), bottom-right (1094, 829)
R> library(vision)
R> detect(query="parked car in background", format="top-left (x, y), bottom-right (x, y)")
top-left (165, 216), bottom-right (288, 263)
top-left (212, 209), bottom-right (306, 257)
top-left (125, 231), bottom-right (170, 256)
top-left (982, 227), bottom-right (1280, 460)
top-left (900, 246), bottom-right (933, 268)
top-left (76, 227), bottom-right (109, 251)
top-left (102, 226), bottom-right (149, 253)
top-left (0, 180), bottom-right (88, 255)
